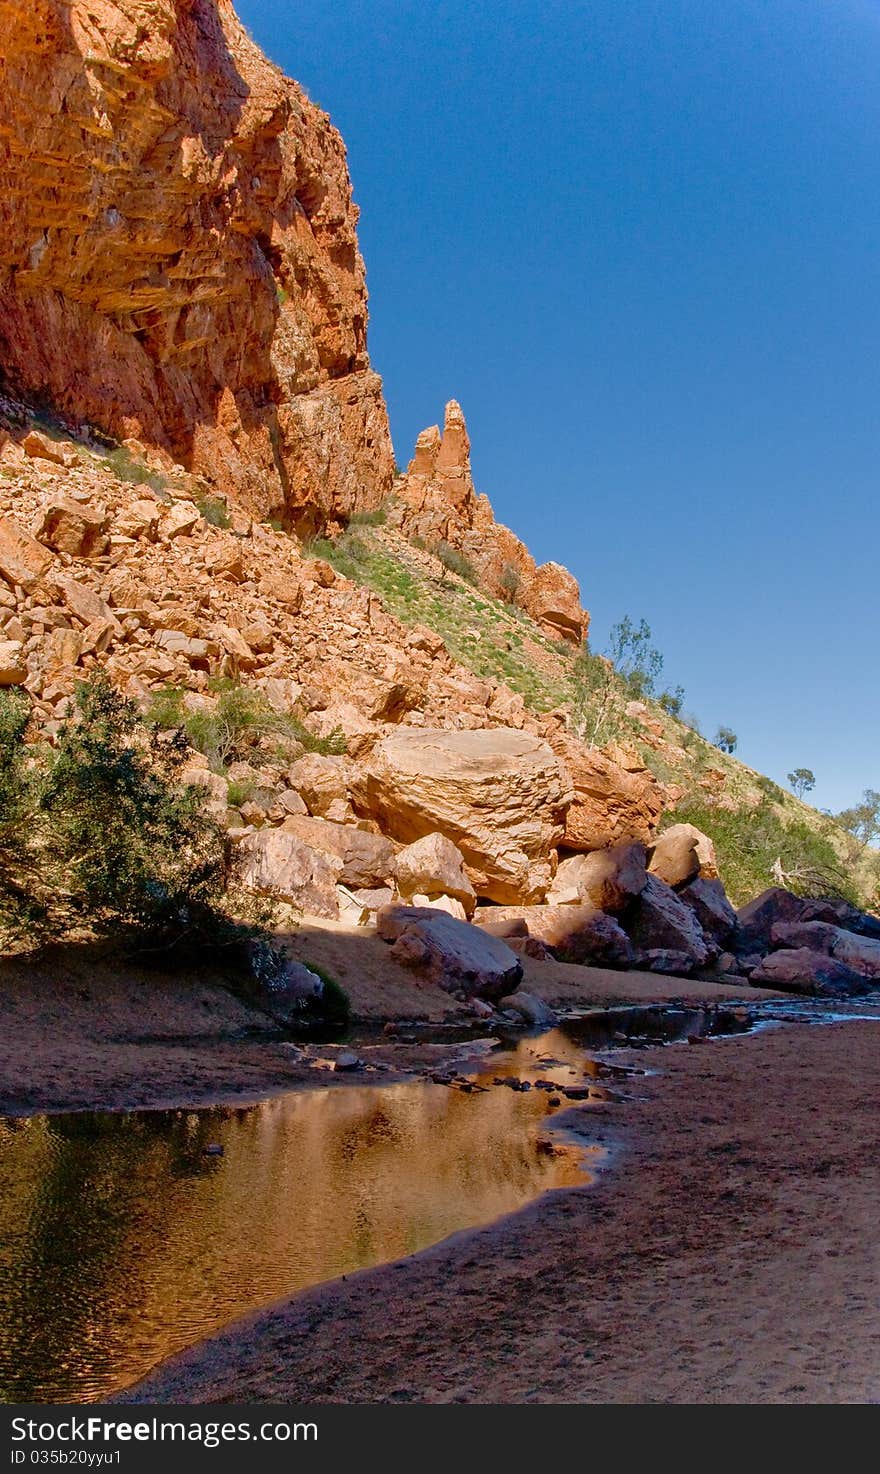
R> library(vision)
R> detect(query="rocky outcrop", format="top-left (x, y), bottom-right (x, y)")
top-left (476, 903), bottom-right (633, 968)
top-left (648, 823), bottom-right (718, 888)
top-left (0, 0), bottom-right (394, 528)
top-left (624, 874), bottom-right (713, 971)
top-left (548, 842), bottom-right (647, 913)
top-left (549, 734), bottom-right (666, 851)
top-left (389, 401), bottom-right (587, 644)
top-left (351, 726), bottom-right (572, 904)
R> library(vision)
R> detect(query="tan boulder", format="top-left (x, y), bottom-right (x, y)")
top-left (113, 500), bottom-right (159, 541)
top-left (475, 903), bottom-right (633, 968)
top-left (394, 832), bottom-right (477, 916)
top-left (0, 640), bottom-right (27, 685)
top-left (548, 842), bottom-right (647, 913)
top-left (287, 753), bottom-right (355, 818)
top-left (377, 903), bottom-right (523, 999)
top-left (234, 829), bottom-right (340, 919)
top-left (36, 497), bottom-right (108, 558)
top-left (52, 576), bottom-right (121, 632)
top-left (352, 726), bottom-right (571, 904)
top-left (279, 814), bottom-right (396, 888)
top-left (520, 561), bottom-right (585, 644)
top-left (162, 502), bottom-right (200, 539)
top-left (648, 823), bottom-right (718, 887)
top-left (0, 515), bottom-right (55, 591)
top-left (550, 733), bottom-right (666, 851)
top-left (22, 430), bottom-right (75, 467)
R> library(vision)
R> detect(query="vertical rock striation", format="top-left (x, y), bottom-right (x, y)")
top-left (0, 0), bottom-right (395, 527)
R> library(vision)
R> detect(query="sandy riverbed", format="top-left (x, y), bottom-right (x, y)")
top-left (0, 922), bottom-right (772, 1115)
top-left (121, 1017), bottom-right (880, 1405)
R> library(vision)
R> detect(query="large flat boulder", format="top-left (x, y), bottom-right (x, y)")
top-left (680, 876), bottom-right (737, 946)
top-left (475, 903), bottom-right (633, 968)
top-left (548, 842), bottom-right (647, 913)
top-left (623, 873), bottom-right (712, 970)
top-left (548, 733), bottom-right (665, 851)
top-left (770, 921), bottom-right (880, 980)
top-left (352, 727), bottom-right (570, 904)
top-left (750, 947), bottom-right (871, 997)
top-left (648, 823), bottom-right (718, 888)
top-left (377, 904), bottom-right (522, 999)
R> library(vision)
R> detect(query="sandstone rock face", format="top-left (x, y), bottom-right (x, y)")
top-left (394, 832), bottom-right (477, 917)
top-left (749, 947), bottom-right (870, 997)
top-left (377, 904), bottom-right (523, 1000)
top-left (648, 823), bottom-right (718, 888)
top-left (0, 0), bottom-right (394, 527)
top-left (549, 842), bottom-right (647, 913)
top-left (477, 904), bottom-right (633, 969)
top-left (549, 734), bottom-right (666, 851)
top-left (624, 874), bottom-right (712, 971)
top-left (389, 401), bottom-right (587, 644)
top-left (352, 727), bottom-right (571, 904)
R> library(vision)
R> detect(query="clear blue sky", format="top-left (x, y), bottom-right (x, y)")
top-left (237, 0), bottom-right (878, 814)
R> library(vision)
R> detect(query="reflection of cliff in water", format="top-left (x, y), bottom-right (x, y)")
top-left (0, 1077), bottom-right (592, 1403)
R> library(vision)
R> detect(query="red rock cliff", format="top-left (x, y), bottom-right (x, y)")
top-left (0, 0), bottom-right (395, 530)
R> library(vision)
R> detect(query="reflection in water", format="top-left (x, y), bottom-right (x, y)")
top-left (0, 1073), bottom-right (592, 1403)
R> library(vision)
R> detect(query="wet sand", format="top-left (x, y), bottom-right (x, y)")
top-left (123, 1018), bottom-right (880, 1405)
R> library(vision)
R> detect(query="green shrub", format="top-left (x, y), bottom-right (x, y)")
top-left (104, 445), bottom-right (171, 497)
top-left (145, 679), bottom-right (346, 770)
top-left (661, 794), bottom-right (857, 908)
top-left (0, 691), bottom-right (47, 943)
top-left (434, 540), bottom-right (479, 585)
top-left (196, 495), bottom-right (231, 529)
top-left (226, 777), bottom-right (255, 809)
top-left (304, 530), bottom-right (370, 580)
top-left (658, 684), bottom-right (685, 717)
top-left (0, 676), bottom-right (271, 952)
top-left (714, 725), bottom-right (738, 754)
top-left (499, 562), bottom-right (521, 603)
top-left (348, 506), bottom-right (387, 528)
top-left (302, 962), bottom-right (351, 1027)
